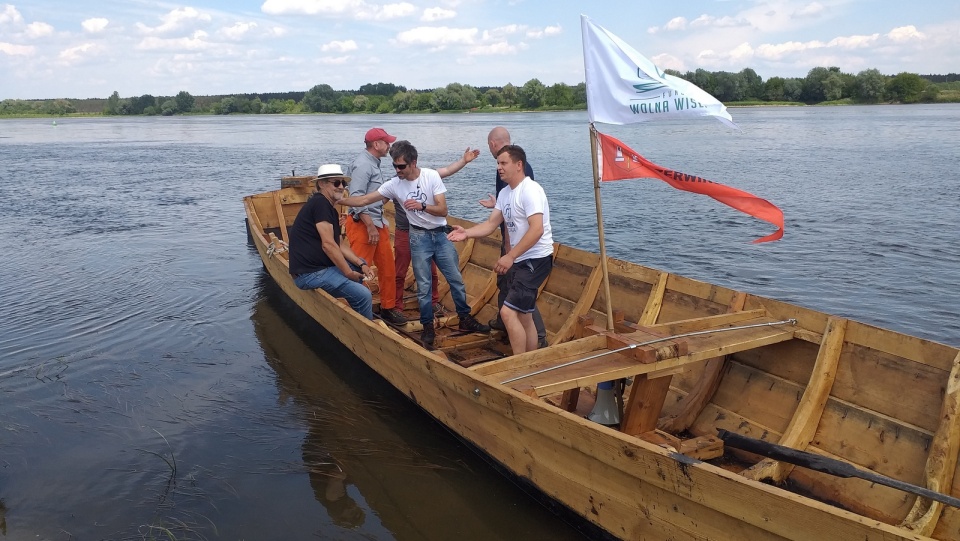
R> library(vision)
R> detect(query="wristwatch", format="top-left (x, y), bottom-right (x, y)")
top-left (421, 202), bottom-right (427, 211)
top-left (358, 258), bottom-right (367, 267)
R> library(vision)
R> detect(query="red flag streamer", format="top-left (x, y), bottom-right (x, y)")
top-left (596, 131), bottom-right (783, 243)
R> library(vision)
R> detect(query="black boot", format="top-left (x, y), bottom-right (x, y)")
top-left (421, 323), bottom-right (435, 347)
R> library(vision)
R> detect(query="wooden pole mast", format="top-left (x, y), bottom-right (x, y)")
top-left (589, 123), bottom-right (615, 331)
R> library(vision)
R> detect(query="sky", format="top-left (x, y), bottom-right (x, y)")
top-left (1, 0), bottom-right (958, 100)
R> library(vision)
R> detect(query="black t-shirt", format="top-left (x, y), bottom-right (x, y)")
top-left (289, 193), bottom-right (339, 275)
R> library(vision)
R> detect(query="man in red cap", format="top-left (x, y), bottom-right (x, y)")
top-left (345, 127), bottom-right (480, 326)
top-left (345, 127), bottom-right (406, 324)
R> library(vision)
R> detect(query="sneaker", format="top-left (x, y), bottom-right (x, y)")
top-left (380, 308), bottom-right (407, 326)
top-left (432, 302), bottom-right (447, 316)
top-left (421, 323), bottom-right (435, 346)
top-left (459, 314), bottom-right (490, 333)
top-left (488, 317), bottom-right (506, 331)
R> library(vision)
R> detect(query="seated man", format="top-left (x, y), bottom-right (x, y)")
top-left (288, 164), bottom-right (375, 319)
top-left (340, 140), bottom-right (489, 346)
top-left (447, 145), bottom-right (553, 355)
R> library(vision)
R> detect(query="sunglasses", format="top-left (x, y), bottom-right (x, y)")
top-left (325, 179), bottom-right (346, 187)
top-left (392, 162), bottom-right (409, 170)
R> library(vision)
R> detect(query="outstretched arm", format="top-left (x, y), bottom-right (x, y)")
top-left (447, 209), bottom-right (504, 242)
top-left (438, 147), bottom-right (480, 179)
top-left (340, 191), bottom-right (387, 208)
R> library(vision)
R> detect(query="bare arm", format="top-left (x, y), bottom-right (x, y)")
top-left (437, 147), bottom-right (480, 179)
top-left (447, 209), bottom-right (503, 242)
top-left (340, 191), bottom-right (388, 208)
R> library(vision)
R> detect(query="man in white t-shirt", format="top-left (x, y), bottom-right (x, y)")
top-left (340, 140), bottom-right (490, 347)
top-left (447, 145), bottom-right (553, 355)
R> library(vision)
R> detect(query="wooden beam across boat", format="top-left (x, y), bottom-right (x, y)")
top-left (485, 316), bottom-right (796, 397)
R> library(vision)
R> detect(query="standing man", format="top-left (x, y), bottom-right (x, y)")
top-left (480, 127), bottom-right (548, 348)
top-left (345, 127), bottom-right (406, 325)
top-left (340, 140), bottom-right (489, 347)
top-left (289, 164), bottom-right (375, 319)
top-left (449, 145), bottom-right (553, 355)
top-left (394, 147), bottom-right (479, 320)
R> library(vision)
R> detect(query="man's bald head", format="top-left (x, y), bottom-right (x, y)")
top-left (487, 126), bottom-right (511, 157)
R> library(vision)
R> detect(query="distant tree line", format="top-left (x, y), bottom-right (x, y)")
top-left (2, 67), bottom-right (958, 117)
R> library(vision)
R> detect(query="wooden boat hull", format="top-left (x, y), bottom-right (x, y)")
top-left (245, 180), bottom-right (960, 540)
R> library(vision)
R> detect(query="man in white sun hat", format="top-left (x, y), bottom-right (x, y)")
top-left (288, 164), bottom-right (375, 319)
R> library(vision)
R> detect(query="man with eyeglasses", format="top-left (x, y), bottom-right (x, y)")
top-left (340, 140), bottom-right (489, 347)
top-left (345, 127), bottom-right (478, 327)
top-left (289, 164), bottom-right (375, 319)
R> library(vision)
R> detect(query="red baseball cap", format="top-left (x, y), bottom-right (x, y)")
top-left (364, 127), bottom-right (396, 144)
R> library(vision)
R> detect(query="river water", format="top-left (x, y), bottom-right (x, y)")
top-left (0, 107), bottom-right (958, 540)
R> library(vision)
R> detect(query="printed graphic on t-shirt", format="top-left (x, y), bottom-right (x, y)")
top-left (406, 185), bottom-right (428, 215)
top-left (502, 203), bottom-right (515, 234)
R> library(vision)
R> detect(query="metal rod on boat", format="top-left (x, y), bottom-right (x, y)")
top-left (718, 429), bottom-right (960, 509)
top-left (501, 319), bottom-right (796, 384)
top-left (589, 124), bottom-right (616, 331)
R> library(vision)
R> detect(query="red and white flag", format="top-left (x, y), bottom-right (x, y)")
top-left (597, 131), bottom-right (783, 243)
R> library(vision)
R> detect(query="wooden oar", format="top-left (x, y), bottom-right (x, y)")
top-left (718, 429), bottom-right (960, 509)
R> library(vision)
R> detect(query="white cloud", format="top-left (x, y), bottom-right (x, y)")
top-left (887, 25), bottom-right (924, 43)
top-left (0, 4), bottom-right (23, 25)
top-left (422, 7), bottom-right (455, 21)
top-left (137, 7), bottom-right (212, 35)
top-left (0, 41), bottom-right (33, 55)
top-left (794, 2), bottom-right (826, 18)
top-left (261, 0), bottom-right (415, 20)
top-left (468, 41), bottom-right (521, 55)
top-left (82, 18), bottom-right (109, 33)
top-left (395, 26), bottom-right (477, 46)
top-left (25, 21), bottom-right (54, 38)
top-left (526, 25), bottom-right (561, 39)
top-left (665, 17), bottom-right (687, 31)
top-left (827, 34), bottom-right (879, 49)
top-left (220, 21), bottom-right (258, 40)
top-left (321, 39), bottom-right (357, 52)
top-left (137, 30), bottom-right (211, 51)
top-left (59, 43), bottom-right (100, 63)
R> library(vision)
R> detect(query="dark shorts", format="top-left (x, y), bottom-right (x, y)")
top-left (502, 255), bottom-right (553, 313)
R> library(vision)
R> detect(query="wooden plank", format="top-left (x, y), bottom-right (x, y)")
top-left (621, 375), bottom-right (673, 436)
top-left (658, 295), bottom-right (750, 433)
top-left (639, 271), bottom-right (667, 326)
top-left (470, 270), bottom-right (499, 316)
top-left (743, 317), bottom-right (847, 483)
top-left (511, 324), bottom-right (795, 397)
top-left (900, 351), bottom-right (960, 536)
top-left (550, 263), bottom-right (605, 346)
top-left (470, 334), bottom-right (607, 376)
top-left (272, 191), bottom-right (289, 243)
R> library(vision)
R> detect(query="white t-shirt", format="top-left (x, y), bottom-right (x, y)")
top-left (378, 167), bottom-right (448, 229)
top-left (495, 176), bottom-right (553, 262)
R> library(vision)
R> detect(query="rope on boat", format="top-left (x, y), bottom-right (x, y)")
top-left (500, 318), bottom-right (797, 385)
top-left (267, 239), bottom-right (288, 258)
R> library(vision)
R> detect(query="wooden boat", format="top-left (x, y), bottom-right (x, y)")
top-left (245, 175), bottom-right (960, 540)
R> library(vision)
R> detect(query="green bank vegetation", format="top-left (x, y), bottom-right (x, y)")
top-left (2, 67), bottom-right (958, 117)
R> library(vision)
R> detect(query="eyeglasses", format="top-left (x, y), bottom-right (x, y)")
top-left (326, 179), bottom-right (346, 187)
top-left (392, 162), bottom-right (408, 170)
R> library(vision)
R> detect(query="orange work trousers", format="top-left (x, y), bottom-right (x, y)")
top-left (345, 218), bottom-right (397, 310)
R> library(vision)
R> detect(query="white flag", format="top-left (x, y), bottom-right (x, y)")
top-left (581, 15), bottom-right (737, 129)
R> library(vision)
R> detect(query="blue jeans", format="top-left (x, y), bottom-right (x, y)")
top-left (293, 267), bottom-right (373, 320)
top-left (409, 228), bottom-right (469, 324)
